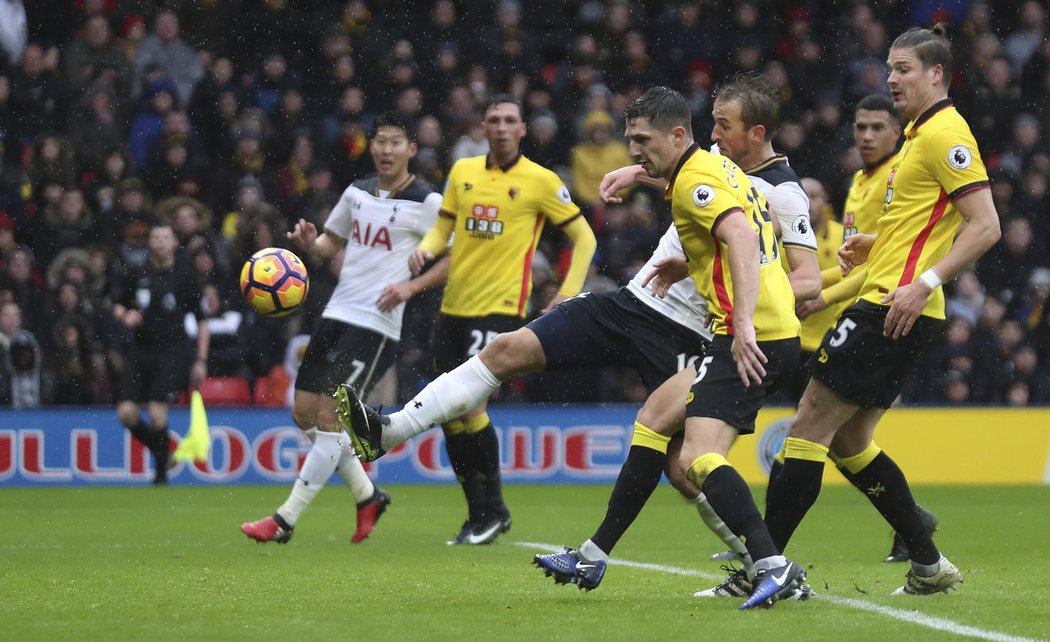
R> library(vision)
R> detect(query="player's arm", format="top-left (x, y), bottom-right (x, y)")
top-left (882, 187), bottom-right (1000, 338)
top-left (376, 255), bottom-right (451, 312)
top-left (287, 217), bottom-right (345, 260)
top-left (715, 210), bottom-right (767, 387)
top-left (547, 215), bottom-right (597, 311)
top-left (769, 182), bottom-right (821, 301)
top-left (410, 213), bottom-right (455, 275)
top-left (599, 164), bottom-right (668, 203)
top-left (784, 246), bottom-right (821, 301)
top-left (797, 266), bottom-right (868, 318)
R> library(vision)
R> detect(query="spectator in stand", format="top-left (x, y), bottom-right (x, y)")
top-left (569, 109), bottom-right (631, 212)
top-left (448, 112), bottom-right (488, 164)
top-left (128, 77), bottom-right (179, 169)
top-left (1, 247), bottom-right (44, 331)
top-left (963, 56), bottom-right (1023, 157)
top-left (978, 216), bottom-right (1045, 303)
top-left (131, 11), bottom-right (204, 106)
top-left (25, 133), bottom-right (77, 196)
top-left (9, 42), bottom-right (69, 148)
top-left (1004, 0), bottom-right (1047, 76)
top-left (62, 13), bottom-right (130, 94)
top-left (33, 188), bottom-right (97, 273)
top-left (69, 79), bottom-right (126, 161)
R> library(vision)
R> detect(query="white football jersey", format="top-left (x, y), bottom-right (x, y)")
top-left (745, 155), bottom-right (817, 251)
top-left (627, 224), bottom-right (713, 341)
top-left (322, 177), bottom-right (441, 339)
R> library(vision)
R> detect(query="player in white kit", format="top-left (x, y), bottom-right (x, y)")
top-left (241, 112), bottom-right (447, 544)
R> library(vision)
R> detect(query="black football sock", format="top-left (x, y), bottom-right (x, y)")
top-left (443, 429), bottom-right (484, 524)
top-left (126, 419), bottom-right (157, 449)
top-left (465, 424), bottom-right (508, 521)
top-left (764, 458), bottom-right (784, 515)
top-left (848, 452), bottom-right (939, 564)
top-left (590, 446), bottom-right (665, 555)
top-left (701, 465), bottom-right (779, 563)
top-left (765, 457), bottom-right (825, 553)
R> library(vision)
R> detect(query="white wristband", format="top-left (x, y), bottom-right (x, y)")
top-left (918, 269), bottom-right (943, 290)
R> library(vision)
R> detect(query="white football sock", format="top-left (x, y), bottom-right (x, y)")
top-left (383, 355), bottom-right (501, 449)
top-left (335, 445), bottom-right (375, 504)
top-left (277, 430), bottom-right (347, 525)
top-left (692, 493), bottom-right (755, 575)
top-left (579, 539), bottom-right (610, 563)
top-left (753, 555), bottom-right (788, 574)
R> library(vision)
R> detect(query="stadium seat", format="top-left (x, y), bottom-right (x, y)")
top-left (198, 376), bottom-right (253, 405)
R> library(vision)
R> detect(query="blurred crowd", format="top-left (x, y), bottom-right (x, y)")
top-left (0, 0), bottom-right (1048, 408)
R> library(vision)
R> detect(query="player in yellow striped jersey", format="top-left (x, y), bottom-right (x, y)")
top-left (406, 94), bottom-right (597, 545)
top-left (534, 86), bottom-right (809, 609)
top-left (791, 96), bottom-right (939, 565)
top-left (764, 25), bottom-right (1001, 596)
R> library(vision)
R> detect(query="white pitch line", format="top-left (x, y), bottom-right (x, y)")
top-left (513, 541), bottom-right (1045, 642)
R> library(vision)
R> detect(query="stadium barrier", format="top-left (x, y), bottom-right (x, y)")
top-left (1, 406), bottom-right (1048, 486)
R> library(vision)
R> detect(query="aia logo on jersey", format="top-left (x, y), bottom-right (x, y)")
top-left (351, 220), bottom-right (392, 251)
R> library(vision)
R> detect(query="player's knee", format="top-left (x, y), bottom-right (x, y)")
top-left (479, 329), bottom-right (540, 378)
top-left (291, 402), bottom-right (316, 430)
top-left (116, 404), bottom-right (138, 426)
top-left (665, 460), bottom-right (695, 498)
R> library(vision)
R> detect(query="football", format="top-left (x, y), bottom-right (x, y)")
top-left (239, 247), bottom-right (310, 317)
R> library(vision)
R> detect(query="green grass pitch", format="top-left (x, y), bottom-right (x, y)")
top-left (2, 483), bottom-right (1048, 641)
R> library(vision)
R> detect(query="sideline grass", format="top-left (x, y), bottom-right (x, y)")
top-left (1, 484), bottom-right (1048, 641)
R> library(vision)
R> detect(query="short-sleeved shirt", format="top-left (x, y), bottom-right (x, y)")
top-left (747, 154), bottom-right (818, 253)
top-left (859, 100), bottom-right (990, 319)
top-left (438, 153), bottom-right (581, 318)
top-left (668, 144), bottom-right (800, 341)
top-left (842, 152), bottom-right (895, 242)
top-left (322, 176), bottom-right (441, 340)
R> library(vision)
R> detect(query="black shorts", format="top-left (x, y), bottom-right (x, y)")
top-left (118, 342), bottom-right (189, 403)
top-left (809, 300), bottom-right (944, 408)
top-left (296, 319), bottom-right (398, 397)
top-left (527, 288), bottom-right (709, 393)
top-left (430, 313), bottom-right (523, 374)
top-left (686, 334), bottom-right (801, 434)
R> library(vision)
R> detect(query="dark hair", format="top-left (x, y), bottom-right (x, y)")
top-left (623, 86), bottom-right (693, 137)
top-left (372, 111), bottom-right (416, 142)
top-left (484, 93), bottom-right (524, 119)
top-left (711, 72), bottom-right (781, 139)
top-left (891, 24), bottom-right (953, 86)
top-left (855, 94), bottom-right (903, 125)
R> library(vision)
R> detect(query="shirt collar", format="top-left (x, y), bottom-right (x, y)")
top-left (666, 142), bottom-right (702, 194)
top-left (485, 152), bottom-right (522, 172)
top-left (905, 98), bottom-right (953, 139)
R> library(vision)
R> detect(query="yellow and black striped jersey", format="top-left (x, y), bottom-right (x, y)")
top-left (438, 153), bottom-right (581, 318)
top-left (668, 144), bottom-right (799, 341)
top-left (859, 100), bottom-right (990, 319)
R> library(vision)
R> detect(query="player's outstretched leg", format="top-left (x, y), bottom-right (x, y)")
top-left (335, 383), bottom-right (389, 461)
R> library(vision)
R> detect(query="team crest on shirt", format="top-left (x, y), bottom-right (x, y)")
top-left (557, 185), bottom-right (572, 204)
top-left (948, 145), bottom-right (973, 169)
top-left (508, 187), bottom-right (520, 199)
top-left (692, 184), bottom-right (715, 207)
